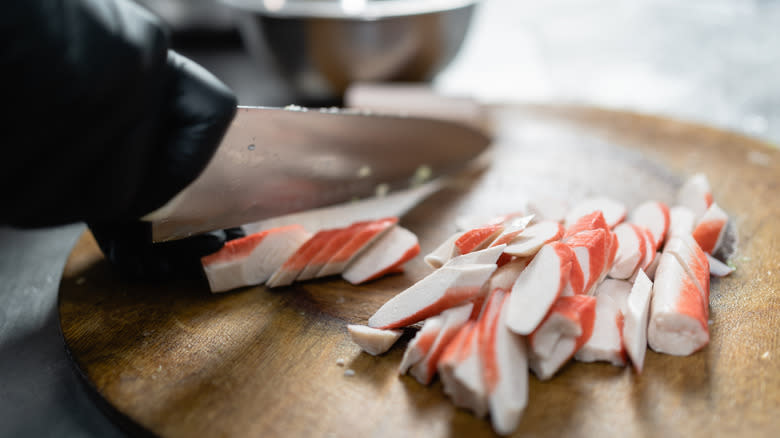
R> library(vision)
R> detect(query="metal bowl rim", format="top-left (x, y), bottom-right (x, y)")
top-left (220, 0), bottom-right (480, 20)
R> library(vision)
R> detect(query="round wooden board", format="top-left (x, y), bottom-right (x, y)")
top-left (59, 105), bottom-right (780, 438)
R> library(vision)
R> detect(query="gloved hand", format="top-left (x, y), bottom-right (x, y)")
top-left (2, 0), bottom-right (240, 280)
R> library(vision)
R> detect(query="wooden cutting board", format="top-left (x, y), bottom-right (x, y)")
top-left (58, 105), bottom-right (780, 438)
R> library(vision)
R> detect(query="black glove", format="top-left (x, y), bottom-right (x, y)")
top-left (2, 0), bottom-right (239, 279)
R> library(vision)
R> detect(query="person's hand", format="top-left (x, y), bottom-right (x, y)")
top-left (3, 0), bottom-right (239, 279)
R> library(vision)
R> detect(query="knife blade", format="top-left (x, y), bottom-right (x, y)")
top-left (143, 105), bottom-right (490, 242)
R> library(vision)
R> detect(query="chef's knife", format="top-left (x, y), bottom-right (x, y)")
top-left (144, 105), bottom-right (491, 242)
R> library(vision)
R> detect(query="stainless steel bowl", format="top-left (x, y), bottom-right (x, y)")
top-left (221, 0), bottom-right (479, 102)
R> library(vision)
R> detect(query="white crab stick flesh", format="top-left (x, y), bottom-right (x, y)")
top-left (563, 210), bottom-right (610, 240)
top-left (692, 202), bottom-right (729, 254)
top-left (266, 228), bottom-right (342, 288)
top-left (528, 295), bottom-right (596, 380)
top-left (506, 242), bottom-right (574, 335)
top-left (667, 206), bottom-right (696, 240)
top-left (647, 252), bottom-right (709, 356)
top-left (503, 221), bottom-right (564, 257)
top-left (445, 245), bottom-right (506, 267)
top-left (575, 279), bottom-right (631, 366)
top-left (564, 197), bottom-right (627, 230)
top-left (440, 320), bottom-right (489, 417)
top-left (608, 223), bottom-right (646, 280)
top-left (347, 325), bottom-right (403, 356)
top-left (438, 321), bottom-right (487, 417)
top-left (399, 315), bottom-right (445, 374)
top-left (316, 217), bottom-right (398, 278)
top-left (676, 173), bottom-right (713, 221)
top-left (565, 228), bottom-right (609, 295)
top-left (622, 270), bottom-right (653, 373)
top-left (368, 263), bottom-right (497, 329)
top-left (408, 303), bottom-right (473, 384)
top-left (424, 231), bottom-right (465, 269)
top-left (629, 201), bottom-right (670, 250)
top-left (707, 254), bottom-right (735, 277)
top-left (481, 291), bottom-right (529, 436)
top-left (342, 226), bottom-right (420, 285)
top-left (297, 221), bottom-right (367, 281)
top-left (663, 236), bottom-right (710, 305)
top-left (528, 295), bottom-right (593, 359)
top-left (201, 224), bottom-right (311, 293)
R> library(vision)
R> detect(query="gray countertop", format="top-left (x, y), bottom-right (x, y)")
top-left (1, 0), bottom-right (778, 436)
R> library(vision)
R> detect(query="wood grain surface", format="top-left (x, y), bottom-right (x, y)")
top-left (58, 105), bottom-right (780, 438)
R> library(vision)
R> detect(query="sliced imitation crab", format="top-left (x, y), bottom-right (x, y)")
top-left (344, 173), bottom-right (731, 436)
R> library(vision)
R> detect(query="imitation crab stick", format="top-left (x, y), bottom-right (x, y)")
top-left (528, 295), bottom-right (596, 380)
top-left (647, 252), bottom-right (709, 356)
top-left (565, 228), bottom-right (609, 295)
top-left (481, 291), bottom-right (529, 436)
top-left (609, 223), bottom-right (646, 280)
top-left (503, 221), bottom-right (564, 258)
top-left (692, 202), bottom-right (729, 254)
top-left (629, 201), bottom-right (670, 250)
top-left (368, 263), bottom-right (497, 330)
top-left (266, 228), bottom-right (343, 288)
top-left (622, 270), bottom-right (653, 373)
top-left (564, 197), bottom-right (627, 230)
top-left (347, 325), bottom-right (403, 356)
top-left (408, 303), bottom-right (473, 384)
top-left (201, 224), bottom-right (311, 293)
top-left (506, 242), bottom-right (575, 335)
top-left (316, 217), bottom-right (398, 278)
top-left (575, 279), bottom-right (630, 366)
top-left (676, 173), bottom-right (713, 221)
top-left (342, 226), bottom-right (420, 285)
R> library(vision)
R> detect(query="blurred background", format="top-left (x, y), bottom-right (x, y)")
top-left (1, 1), bottom-right (778, 437)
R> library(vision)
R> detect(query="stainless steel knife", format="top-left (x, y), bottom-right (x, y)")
top-left (143, 105), bottom-right (491, 242)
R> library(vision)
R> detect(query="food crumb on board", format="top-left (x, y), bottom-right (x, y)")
top-left (76, 277), bottom-right (86, 285)
top-left (336, 358), bottom-right (346, 367)
top-left (761, 351), bottom-right (770, 360)
top-left (344, 369), bottom-right (356, 377)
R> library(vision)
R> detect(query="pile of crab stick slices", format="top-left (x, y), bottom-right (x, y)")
top-left (347, 173), bottom-right (735, 435)
top-left (201, 217), bottom-right (421, 293)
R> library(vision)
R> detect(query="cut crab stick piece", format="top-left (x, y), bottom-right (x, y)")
top-left (347, 325), bottom-right (403, 356)
top-left (528, 295), bottom-right (596, 380)
top-left (486, 257), bottom-right (530, 292)
top-left (399, 315), bottom-right (445, 374)
top-left (424, 231), bottom-right (465, 269)
top-left (639, 226), bottom-right (657, 271)
top-left (506, 242), bottom-right (574, 335)
top-left (622, 270), bottom-right (653, 373)
top-left (455, 211), bottom-right (528, 232)
top-left (438, 321), bottom-right (483, 415)
top-left (564, 210), bottom-right (610, 240)
top-left (575, 279), bottom-right (631, 366)
top-left (629, 201), bottom-right (670, 250)
top-left (201, 225), bottom-right (311, 293)
top-left (692, 202), bottom-right (729, 254)
top-left (528, 295), bottom-right (595, 359)
top-left (503, 221), bottom-right (564, 257)
top-left (342, 226), bottom-right (420, 285)
top-left (450, 321), bottom-right (490, 417)
top-left (667, 206), bottom-right (696, 239)
top-left (297, 221), bottom-right (367, 281)
top-left (409, 303), bottom-right (473, 384)
top-left (565, 229), bottom-right (608, 295)
top-left (663, 236), bottom-right (710, 305)
top-left (564, 197), bottom-right (627, 230)
top-left (707, 254), bottom-right (735, 277)
top-left (316, 217), bottom-right (398, 278)
top-left (648, 252), bottom-right (709, 356)
top-left (266, 228), bottom-right (342, 287)
top-left (454, 224), bottom-right (504, 256)
top-left (676, 173), bottom-right (712, 221)
top-left (608, 223), bottom-right (646, 280)
top-left (368, 263), bottom-right (497, 329)
top-left (482, 292), bottom-right (529, 436)
top-left (445, 244), bottom-right (506, 267)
